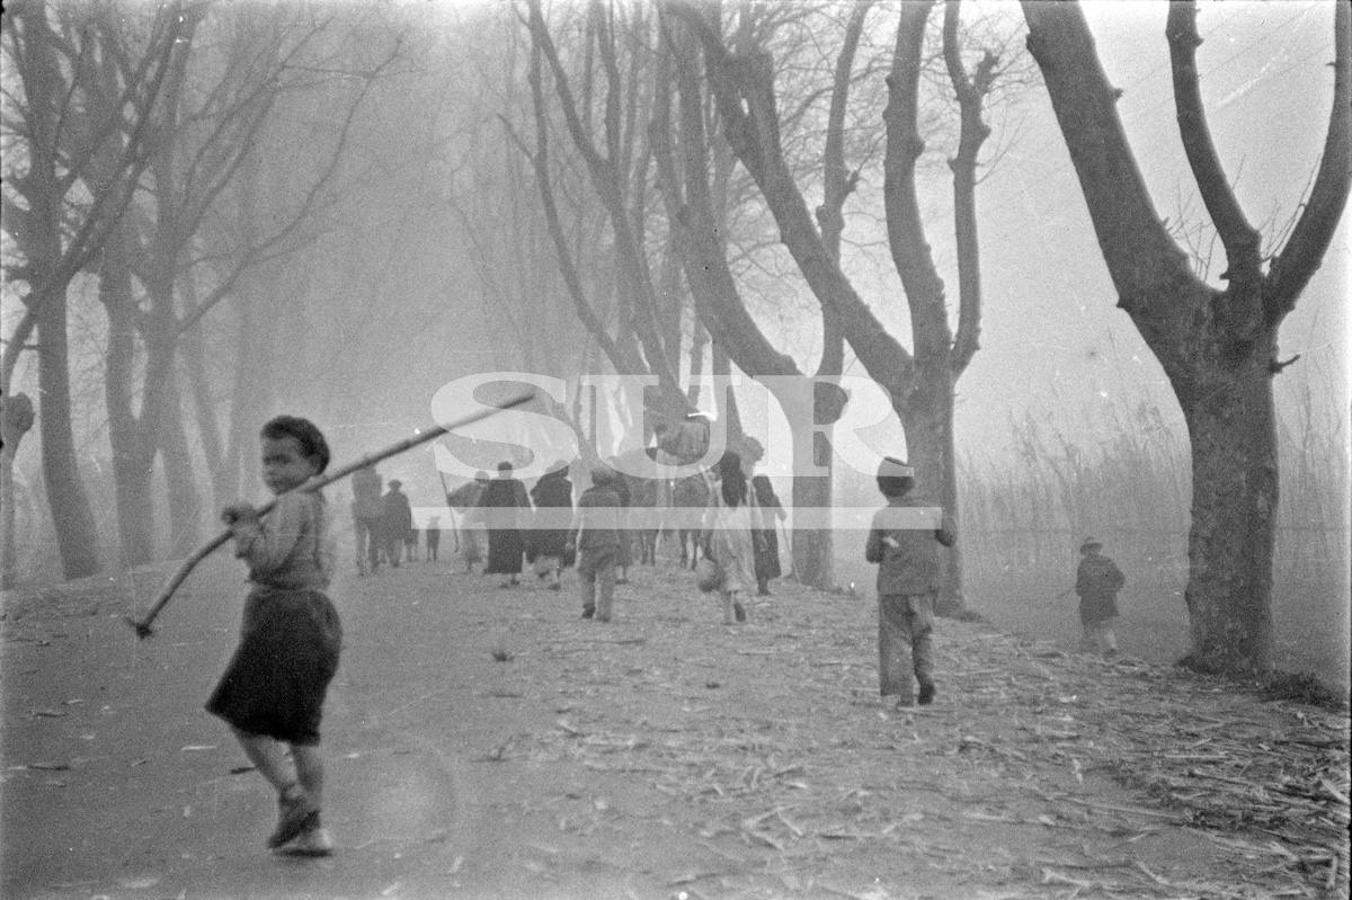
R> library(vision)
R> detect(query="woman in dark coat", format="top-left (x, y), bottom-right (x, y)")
top-left (481, 462), bottom-right (531, 587)
top-left (528, 462), bottom-right (574, 590)
top-left (750, 473), bottom-right (785, 595)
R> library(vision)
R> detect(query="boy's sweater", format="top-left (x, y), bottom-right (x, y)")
top-left (575, 485), bottom-right (621, 551)
top-left (865, 495), bottom-right (956, 595)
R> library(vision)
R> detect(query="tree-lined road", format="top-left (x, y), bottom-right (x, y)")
top-left (4, 556), bottom-right (1347, 898)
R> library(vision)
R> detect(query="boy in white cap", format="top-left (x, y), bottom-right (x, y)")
top-left (865, 457), bottom-right (956, 709)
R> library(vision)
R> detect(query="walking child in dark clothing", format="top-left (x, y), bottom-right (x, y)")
top-left (425, 516), bottom-right (442, 561)
top-left (569, 468), bottom-right (621, 621)
top-left (1076, 537), bottom-right (1125, 657)
top-left (207, 416), bottom-right (342, 856)
top-left (750, 473), bottom-right (785, 596)
top-left (865, 457), bottom-right (956, 709)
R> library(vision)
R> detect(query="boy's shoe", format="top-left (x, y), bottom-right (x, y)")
top-left (581, 607), bottom-right (595, 619)
top-left (733, 602), bottom-right (747, 623)
top-left (278, 820), bottom-right (333, 857)
top-left (267, 788), bottom-right (317, 849)
top-left (917, 682), bottom-right (936, 706)
top-left (893, 696), bottom-right (915, 710)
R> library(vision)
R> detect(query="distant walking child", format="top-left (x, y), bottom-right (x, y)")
top-left (865, 457), bottom-right (956, 709)
top-left (207, 415), bottom-right (342, 856)
top-left (702, 451), bottom-right (756, 625)
top-left (425, 516), bottom-right (442, 561)
top-left (570, 468), bottom-right (621, 622)
top-left (1075, 537), bottom-right (1125, 657)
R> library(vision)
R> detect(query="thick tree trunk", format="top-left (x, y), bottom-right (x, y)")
top-left (903, 369), bottom-right (964, 615)
top-left (159, 377), bottom-right (202, 558)
top-left (1, 393), bottom-right (36, 587)
top-left (1020, 1), bottom-right (1349, 673)
top-left (101, 240), bottom-right (156, 567)
top-left (35, 290), bottom-right (100, 578)
top-left (789, 436), bottom-right (834, 591)
top-left (0, 451), bottom-right (18, 586)
top-left (1177, 346), bottom-right (1278, 672)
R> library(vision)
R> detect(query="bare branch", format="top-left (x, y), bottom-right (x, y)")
top-left (1166, 1), bottom-right (1261, 289)
top-left (1266, 0), bottom-right (1351, 318)
top-left (521, 43), bottom-right (630, 374)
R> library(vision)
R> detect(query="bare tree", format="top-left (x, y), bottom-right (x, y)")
top-left (74, 4), bottom-right (403, 562)
top-left (523, 0), bottom-right (691, 428)
top-left (1, 0), bottom-right (197, 578)
top-left (1021, 1), bottom-right (1350, 673)
top-left (662, 0), bottom-right (1006, 609)
top-left (175, 6), bottom-right (407, 512)
top-left (651, 1), bottom-right (867, 589)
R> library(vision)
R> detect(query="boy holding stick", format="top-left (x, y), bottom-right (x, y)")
top-left (207, 415), bottom-right (342, 856)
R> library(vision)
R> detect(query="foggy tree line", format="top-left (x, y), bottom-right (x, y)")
top-left (2, 0), bottom-right (1347, 677)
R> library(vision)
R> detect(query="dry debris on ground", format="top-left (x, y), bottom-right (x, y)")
top-left (3, 560), bottom-right (1348, 899)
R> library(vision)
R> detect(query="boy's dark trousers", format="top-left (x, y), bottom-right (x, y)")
top-left (878, 591), bottom-right (935, 699)
top-left (577, 545), bottom-right (618, 620)
top-left (356, 517), bottom-right (382, 572)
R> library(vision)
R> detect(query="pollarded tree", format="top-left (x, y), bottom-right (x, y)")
top-left (1021, 1), bottom-right (1349, 673)
top-left (663, 0), bottom-right (1009, 610)
top-left (524, 0), bottom-right (691, 426)
top-left (652, 1), bottom-right (871, 589)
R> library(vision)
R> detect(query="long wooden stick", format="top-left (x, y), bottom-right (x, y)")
top-left (126, 391), bottom-right (535, 638)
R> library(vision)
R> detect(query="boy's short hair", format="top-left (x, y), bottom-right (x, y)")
top-left (590, 467), bottom-right (613, 486)
top-left (261, 415), bottom-right (330, 473)
top-left (876, 456), bottom-right (914, 498)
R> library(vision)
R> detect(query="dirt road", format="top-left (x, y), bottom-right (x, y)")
top-left (3, 554), bottom-right (1347, 899)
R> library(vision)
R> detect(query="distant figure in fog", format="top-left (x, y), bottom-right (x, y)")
top-left (351, 465), bottom-right (383, 575)
top-left (528, 461), bottom-right (573, 591)
top-left (1076, 537), bottom-right (1125, 658)
top-left (425, 516), bottom-right (441, 561)
top-left (481, 461), bottom-right (531, 587)
top-left (865, 457), bottom-right (956, 710)
top-left (379, 480), bottom-right (413, 569)
top-left (750, 472), bottom-right (785, 596)
top-left (402, 520), bottom-right (419, 563)
top-left (446, 471), bottom-right (489, 573)
top-left (701, 451), bottom-right (756, 626)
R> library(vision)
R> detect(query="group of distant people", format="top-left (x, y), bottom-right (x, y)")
top-left (439, 448), bottom-right (787, 626)
top-left (349, 466), bottom-right (418, 574)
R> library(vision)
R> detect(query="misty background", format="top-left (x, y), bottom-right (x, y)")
top-left (2, 1), bottom-right (1346, 686)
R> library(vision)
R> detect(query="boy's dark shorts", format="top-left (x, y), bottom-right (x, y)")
top-left (206, 587), bottom-right (342, 745)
